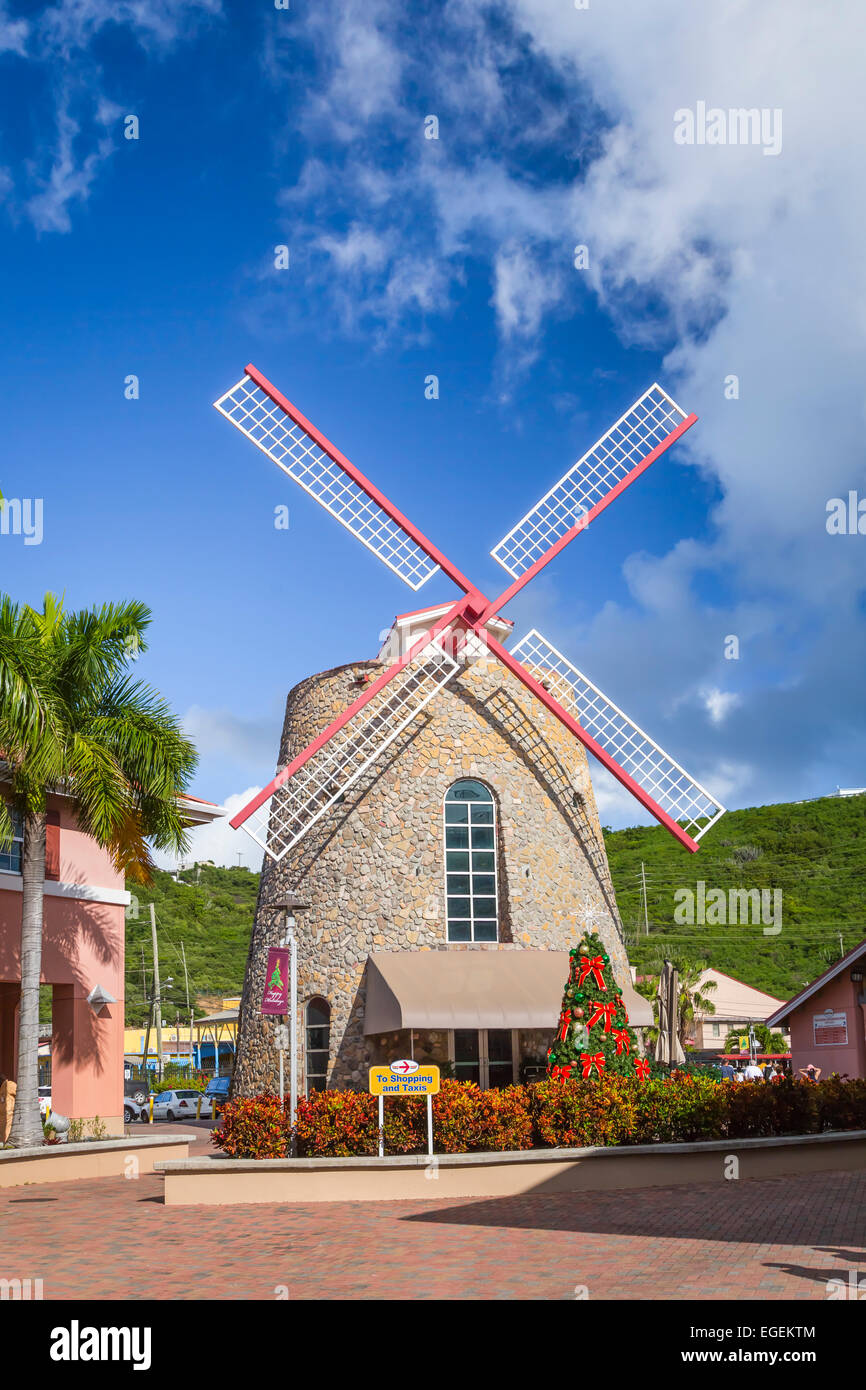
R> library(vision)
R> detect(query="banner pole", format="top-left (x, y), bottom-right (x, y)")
top-left (427, 1094), bottom-right (433, 1157)
top-left (289, 921), bottom-right (298, 1152)
top-left (378, 1095), bottom-right (384, 1158)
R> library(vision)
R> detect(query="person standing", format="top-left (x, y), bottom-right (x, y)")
top-left (744, 1059), bottom-right (764, 1082)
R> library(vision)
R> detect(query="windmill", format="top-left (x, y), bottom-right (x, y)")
top-left (214, 365), bottom-right (725, 863)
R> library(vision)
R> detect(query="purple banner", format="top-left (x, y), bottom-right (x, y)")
top-left (261, 947), bottom-right (289, 1015)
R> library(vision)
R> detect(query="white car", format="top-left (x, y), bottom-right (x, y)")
top-left (150, 1088), bottom-right (203, 1121)
top-left (38, 1086), bottom-right (51, 1118)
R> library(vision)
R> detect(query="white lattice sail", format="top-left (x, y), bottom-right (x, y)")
top-left (215, 375), bottom-right (440, 590)
top-left (492, 385), bottom-right (689, 579)
top-left (236, 639), bottom-right (460, 860)
top-left (512, 629), bottom-right (726, 843)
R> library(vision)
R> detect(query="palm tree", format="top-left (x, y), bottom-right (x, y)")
top-left (636, 956), bottom-right (717, 1050)
top-left (1, 594), bottom-right (197, 1147)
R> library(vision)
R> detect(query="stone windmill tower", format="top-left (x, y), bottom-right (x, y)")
top-left (214, 366), bottom-right (725, 1096)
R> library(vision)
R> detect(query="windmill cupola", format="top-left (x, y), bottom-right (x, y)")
top-left (377, 603), bottom-right (514, 665)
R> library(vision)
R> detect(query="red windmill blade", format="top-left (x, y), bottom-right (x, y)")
top-left (214, 366), bottom-right (724, 860)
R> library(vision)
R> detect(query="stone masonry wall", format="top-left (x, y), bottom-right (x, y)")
top-left (232, 647), bottom-right (630, 1096)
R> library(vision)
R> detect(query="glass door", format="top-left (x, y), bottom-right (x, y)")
top-left (453, 1029), bottom-right (480, 1085)
top-left (451, 1029), bottom-right (516, 1087)
top-left (486, 1029), bottom-right (515, 1088)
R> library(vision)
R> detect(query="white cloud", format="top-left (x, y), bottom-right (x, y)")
top-left (491, 243), bottom-right (564, 342)
top-left (155, 787), bottom-right (263, 872)
top-left (0, 4), bottom-right (28, 55)
top-left (182, 705), bottom-right (278, 769)
top-left (698, 687), bottom-right (741, 728)
top-left (4, 0), bottom-right (221, 232)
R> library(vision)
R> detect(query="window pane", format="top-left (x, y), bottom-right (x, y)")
top-left (307, 1000), bottom-right (330, 1028)
top-left (473, 897), bottom-right (496, 916)
top-left (471, 804), bottom-right (494, 825)
top-left (446, 781), bottom-right (491, 803)
top-left (447, 896), bottom-right (471, 918)
top-left (488, 1030), bottom-right (513, 1062)
top-left (445, 803), bottom-right (468, 824)
top-left (306, 1026), bottom-right (329, 1050)
top-left (472, 874), bottom-right (496, 896)
top-left (446, 872), bottom-right (471, 895)
top-left (445, 850), bottom-right (470, 871)
top-left (447, 920), bottom-right (471, 942)
top-left (454, 1029), bottom-right (480, 1061)
top-left (445, 827), bottom-right (469, 849)
top-left (473, 920), bottom-right (498, 942)
top-left (472, 851), bottom-right (495, 872)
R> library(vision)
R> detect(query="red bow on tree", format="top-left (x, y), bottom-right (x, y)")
top-left (556, 1008), bottom-right (573, 1043)
top-left (550, 1063), bottom-right (573, 1081)
top-left (633, 1058), bottom-right (651, 1080)
top-left (587, 1001), bottom-right (617, 1033)
top-left (613, 1028), bottom-right (631, 1055)
top-left (579, 1052), bottom-right (606, 1079)
top-left (577, 955), bottom-right (607, 989)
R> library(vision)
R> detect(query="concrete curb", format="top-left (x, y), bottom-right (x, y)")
top-left (155, 1129), bottom-right (866, 1204)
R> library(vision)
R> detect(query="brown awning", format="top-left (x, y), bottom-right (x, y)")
top-left (364, 951), bottom-right (653, 1033)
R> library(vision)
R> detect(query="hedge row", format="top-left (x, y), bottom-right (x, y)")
top-left (210, 1074), bottom-right (866, 1159)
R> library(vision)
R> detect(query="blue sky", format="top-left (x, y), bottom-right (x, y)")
top-left (2, 0), bottom-right (864, 867)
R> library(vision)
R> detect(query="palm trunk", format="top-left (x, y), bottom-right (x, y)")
top-left (8, 809), bottom-right (47, 1148)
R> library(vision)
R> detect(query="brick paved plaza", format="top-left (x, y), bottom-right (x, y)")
top-left (2, 1167), bottom-right (864, 1300)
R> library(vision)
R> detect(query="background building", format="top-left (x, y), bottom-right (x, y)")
top-left (0, 789), bottom-right (222, 1134)
top-left (688, 969), bottom-right (789, 1052)
top-left (766, 941), bottom-right (866, 1079)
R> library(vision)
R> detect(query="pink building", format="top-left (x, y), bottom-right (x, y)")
top-left (765, 940), bottom-right (866, 1080)
top-left (0, 792), bottom-right (223, 1136)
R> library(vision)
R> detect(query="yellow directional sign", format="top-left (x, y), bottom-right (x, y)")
top-left (369, 1062), bottom-right (440, 1096)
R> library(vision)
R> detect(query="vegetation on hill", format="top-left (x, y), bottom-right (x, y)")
top-left (604, 793), bottom-right (866, 1000)
top-left (124, 864), bottom-right (259, 1025)
top-left (123, 794), bottom-right (866, 1024)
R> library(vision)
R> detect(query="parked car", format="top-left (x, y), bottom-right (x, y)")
top-left (123, 1097), bottom-right (147, 1124)
top-left (150, 1089), bottom-right (202, 1121)
top-left (124, 1075), bottom-right (150, 1106)
top-left (38, 1086), bottom-right (51, 1118)
top-left (198, 1076), bottom-right (232, 1118)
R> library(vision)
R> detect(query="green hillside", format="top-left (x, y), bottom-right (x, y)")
top-left (124, 864), bottom-right (259, 1025)
top-left (123, 794), bottom-right (866, 1023)
top-left (605, 793), bottom-right (866, 1000)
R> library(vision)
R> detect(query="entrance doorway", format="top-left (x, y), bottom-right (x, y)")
top-left (452, 1028), bottom-right (517, 1088)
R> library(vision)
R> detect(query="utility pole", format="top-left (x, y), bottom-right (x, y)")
top-left (640, 862), bottom-right (650, 936)
top-left (180, 940), bottom-right (194, 1073)
top-left (150, 903), bottom-right (164, 1083)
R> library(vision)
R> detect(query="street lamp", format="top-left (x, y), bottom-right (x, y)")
top-left (266, 893), bottom-right (310, 1146)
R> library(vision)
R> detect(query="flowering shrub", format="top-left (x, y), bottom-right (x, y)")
top-left (211, 1074), bottom-right (866, 1159)
top-left (212, 1094), bottom-right (290, 1158)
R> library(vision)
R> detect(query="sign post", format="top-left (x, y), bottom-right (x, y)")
top-left (273, 1023), bottom-right (289, 1103)
top-left (369, 1060), bottom-right (440, 1157)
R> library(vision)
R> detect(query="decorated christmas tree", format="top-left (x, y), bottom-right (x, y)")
top-left (546, 929), bottom-right (649, 1081)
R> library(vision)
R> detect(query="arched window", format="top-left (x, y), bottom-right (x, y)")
top-left (444, 780), bottom-right (499, 943)
top-left (305, 998), bottom-right (330, 1093)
